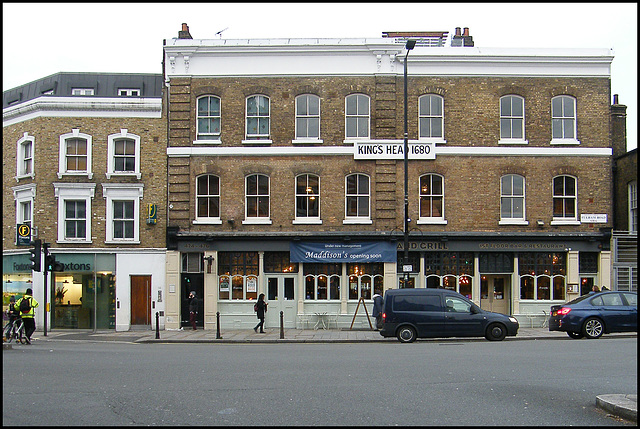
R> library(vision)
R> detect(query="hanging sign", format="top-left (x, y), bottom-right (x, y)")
top-left (290, 241), bottom-right (396, 263)
top-left (16, 223), bottom-right (31, 246)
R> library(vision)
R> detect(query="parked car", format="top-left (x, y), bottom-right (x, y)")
top-left (379, 288), bottom-right (519, 343)
top-left (549, 291), bottom-right (637, 339)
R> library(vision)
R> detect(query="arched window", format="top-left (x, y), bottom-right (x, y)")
top-left (245, 174), bottom-right (270, 222)
top-left (500, 95), bottom-right (525, 141)
top-left (418, 174), bottom-right (445, 223)
top-left (551, 95), bottom-right (578, 142)
top-left (196, 175), bottom-right (220, 221)
top-left (345, 173), bottom-right (370, 222)
top-left (246, 95), bottom-right (270, 140)
top-left (345, 94), bottom-right (370, 138)
top-left (500, 174), bottom-right (526, 223)
top-left (295, 94), bottom-right (320, 140)
top-left (295, 174), bottom-right (320, 222)
top-left (552, 175), bottom-right (577, 222)
top-left (419, 94), bottom-right (444, 139)
top-left (196, 95), bottom-right (221, 140)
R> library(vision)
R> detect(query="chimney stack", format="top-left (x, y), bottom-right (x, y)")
top-left (611, 94), bottom-right (628, 157)
top-left (178, 23), bottom-right (192, 39)
top-left (452, 26), bottom-right (473, 47)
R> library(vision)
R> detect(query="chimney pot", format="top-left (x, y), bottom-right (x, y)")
top-left (463, 27), bottom-right (469, 36)
top-left (613, 94), bottom-right (619, 104)
top-left (455, 27), bottom-right (461, 36)
top-left (182, 23), bottom-right (188, 32)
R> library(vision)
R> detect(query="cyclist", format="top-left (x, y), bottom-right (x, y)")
top-left (3, 295), bottom-right (21, 342)
top-left (15, 288), bottom-right (38, 344)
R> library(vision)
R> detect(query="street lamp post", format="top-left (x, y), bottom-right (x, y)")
top-left (403, 39), bottom-right (416, 288)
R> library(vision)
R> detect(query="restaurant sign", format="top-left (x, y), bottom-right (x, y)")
top-left (354, 141), bottom-right (435, 160)
top-left (290, 241), bottom-right (396, 263)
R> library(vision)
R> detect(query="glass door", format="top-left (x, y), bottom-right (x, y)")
top-left (480, 275), bottom-right (510, 314)
top-left (265, 276), bottom-right (296, 329)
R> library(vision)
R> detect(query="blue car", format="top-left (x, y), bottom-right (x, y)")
top-left (549, 291), bottom-right (637, 339)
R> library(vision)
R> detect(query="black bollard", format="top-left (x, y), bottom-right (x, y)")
top-left (155, 312), bottom-right (160, 339)
top-left (279, 311), bottom-right (284, 339)
top-left (216, 311), bottom-right (222, 339)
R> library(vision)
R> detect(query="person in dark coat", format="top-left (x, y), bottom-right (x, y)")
top-left (188, 291), bottom-right (198, 330)
top-left (254, 293), bottom-right (267, 333)
top-left (372, 293), bottom-right (384, 330)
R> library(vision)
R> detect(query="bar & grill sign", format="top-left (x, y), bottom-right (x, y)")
top-left (290, 241), bottom-right (396, 263)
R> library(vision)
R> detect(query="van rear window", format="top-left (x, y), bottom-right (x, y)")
top-left (394, 295), bottom-right (441, 312)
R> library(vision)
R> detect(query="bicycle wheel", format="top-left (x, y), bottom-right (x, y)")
top-left (4, 324), bottom-right (13, 343)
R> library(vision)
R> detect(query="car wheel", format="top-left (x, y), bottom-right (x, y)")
top-left (485, 323), bottom-right (507, 341)
top-left (567, 331), bottom-right (584, 339)
top-left (582, 317), bottom-right (604, 339)
top-left (396, 326), bottom-right (416, 343)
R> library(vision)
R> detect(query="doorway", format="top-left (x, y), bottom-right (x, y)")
top-left (181, 274), bottom-right (204, 329)
top-left (480, 275), bottom-right (510, 314)
top-left (131, 275), bottom-right (151, 327)
top-left (265, 276), bottom-right (296, 329)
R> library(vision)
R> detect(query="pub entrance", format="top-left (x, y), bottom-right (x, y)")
top-left (265, 275), bottom-right (296, 329)
top-left (480, 275), bottom-right (510, 315)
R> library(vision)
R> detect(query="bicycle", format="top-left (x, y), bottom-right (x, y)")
top-left (3, 313), bottom-right (26, 344)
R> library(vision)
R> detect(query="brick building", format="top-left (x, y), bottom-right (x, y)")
top-left (3, 72), bottom-right (166, 331)
top-left (163, 25), bottom-right (616, 330)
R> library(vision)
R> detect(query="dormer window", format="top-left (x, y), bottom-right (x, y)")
top-left (119, 89), bottom-right (140, 97)
top-left (72, 88), bottom-right (94, 96)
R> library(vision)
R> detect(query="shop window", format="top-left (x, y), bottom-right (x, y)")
top-left (245, 95), bottom-right (270, 141)
top-left (304, 263), bottom-right (341, 300)
top-left (418, 174), bottom-right (445, 223)
top-left (217, 252), bottom-right (258, 300)
top-left (295, 94), bottom-right (320, 141)
top-left (424, 252), bottom-right (474, 295)
top-left (418, 94), bottom-right (443, 139)
top-left (348, 263), bottom-right (383, 300)
top-left (197, 95), bottom-right (221, 141)
top-left (264, 252), bottom-right (298, 273)
top-left (345, 94), bottom-right (370, 139)
top-left (195, 174), bottom-right (221, 223)
top-left (295, 174), bottom-right (320, 223)
top-left (519, 252), bottom-right (566, 300)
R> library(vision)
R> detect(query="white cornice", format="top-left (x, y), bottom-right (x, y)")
top-left (3, 96), bottom-right (163, 127)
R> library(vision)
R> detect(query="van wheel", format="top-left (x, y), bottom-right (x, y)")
top-left (397, 326), bottom-right (416, 343)
top-left (485, 323), bottom-right (507, 341)
top-left (582, 317), bottom-right (604, 339)
top-left (567, 331), bottom-right (584, 339)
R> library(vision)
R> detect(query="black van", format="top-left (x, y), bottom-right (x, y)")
top-left (379, 288), bottom-right (519, 343)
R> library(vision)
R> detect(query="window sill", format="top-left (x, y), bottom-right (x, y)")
top-left (417, 138), bottom-right (447, 145)
top-left (242, 139), bottom-right (272, 145)
top-left (15, 173), bottom-right (35, 182)
top-left (550, 219), bottom-right (580, 226)
top-left (550, 138), bottom-right (581, 145)
top-left (292, 138), bottom-right (323, 145)
top-left (293, 219), bottom-right (322, 225)
top-left (193, 219), bottom-right (222, 225)
top-left (499, 219), bottom-right (529, 225)
top-left (105, 172), bottom-right (141, 179)
top-left (105, 240), bottom-right (140, 244)
top-left (343, 218), bottom-right (372, 225)
top-left (498, 139), bottom-right (529, 145)
top-left (417, 218), bottom-right (448, 225)
top-left (193, 139), bottom-right (222, 145)
top-left (242, 218), bottom-right (272, 225)
top-left (57, 239), bottom-right (93, 244)
top-left (57, 171), bottom-right (94, 179)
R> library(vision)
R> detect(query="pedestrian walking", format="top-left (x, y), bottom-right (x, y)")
top-left (372, 293), bottom-right (384, 330)
top-left (15, 288), bottom-right (38, 344)
top-left (188, 291), bottom-right (198, 330)
top-left (254, 293), bottom-right (267, 333)
top-left (592, 285), bottom-right (600, 292)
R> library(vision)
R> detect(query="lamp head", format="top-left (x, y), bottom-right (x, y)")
top-left (405, 39), bottom-right (416, 50)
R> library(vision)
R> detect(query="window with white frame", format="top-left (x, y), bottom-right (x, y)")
top-left (345, 94), bottom-right (370, 139)
top-left (12, 184), bottom-right (35, 241)
top-left (102, 183), bottom-right (143, 243)
top-left (418, 174), bottom-right (446, 224)
top-left (118, 88), bottom-right (140, 97)
top-left (344, 173), bottom-right (370, 223)
top-left (500, 174), bottom-right (527, 224)
top-left (72, 88), bottom-right (94, 95)
top-left (418, 94), bottom-right (444, 139)
top-left (197, 95), bottom-right (221, 141)
top-left (58, 129), bottom-right (93, 179)
top-left (629, 180), bottom-right (638, 232)
top-left (304, 263), bottom-right (341, 300)
top-left (54, 183), bottom-right (95, 243)
top-left (245, 95), bottom-right (270, 141)
top-left (519, 252), bottom-right (566, 301)
top-left (195, 174), bottom-right (221, 223)
top-left (551, 95), bottom-right (579, 143)
top-left (552, 175), bottom-right (578, 224)
top-left (107, 130), bottom-right (140, 178)
top-left (500, 95), bottom-right (526, 142)
top-left (295, 94), bottom-right (321, 141)
top-left (294, 174), bottom-right (320, 223)
top-left (16, 133), bottom-right (34, 180)
top-left (348, 263), bottom-right (383, 300)
top-left (244, 174), bottom-right (271, 223)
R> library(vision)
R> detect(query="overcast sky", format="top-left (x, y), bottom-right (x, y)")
top-left (3, 2), bottom-right (637, 150)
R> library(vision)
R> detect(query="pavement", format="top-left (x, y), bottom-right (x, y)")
top-left (4, 326), bottom-right (637, 422)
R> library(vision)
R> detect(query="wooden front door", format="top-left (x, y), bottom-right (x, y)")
top-left (131, 275), bottom-right (151, 325)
